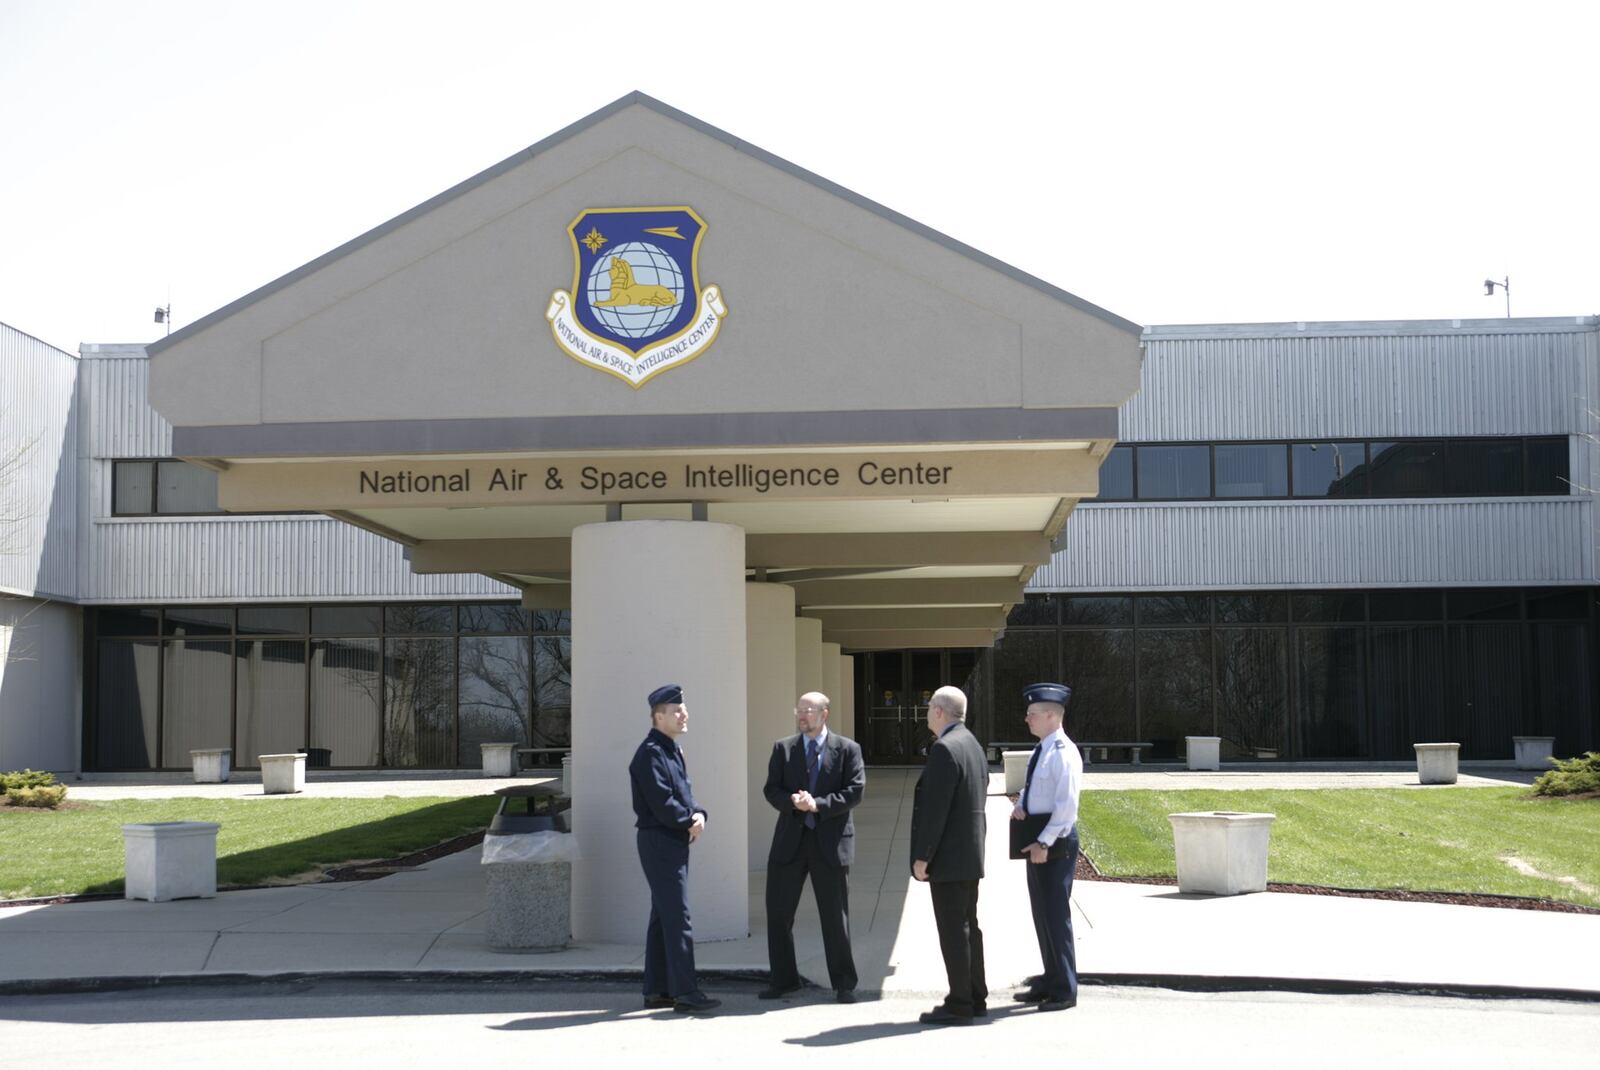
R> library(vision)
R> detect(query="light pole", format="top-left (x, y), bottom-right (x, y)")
top-left (1483, 277), bottom-right (1510, 317)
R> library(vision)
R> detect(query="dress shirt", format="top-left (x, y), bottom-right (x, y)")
top-left (1023, 727), bottom-right (1083, 847)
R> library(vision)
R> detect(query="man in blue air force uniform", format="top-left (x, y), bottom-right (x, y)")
top-left (760, 690), bottom-right (866, 1003)
top-left (1009, 682), bottom-right (1083, 1012)
top-left (629, 684), bottom-right (719, 1014)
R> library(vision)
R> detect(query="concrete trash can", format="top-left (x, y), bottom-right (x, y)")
top-left (123, 821), bottom-right (221, 901)
top-left (260, 753), bottom-right (306, 794)
top-left (1185, 736), bottom-right (1221, 771)
top-left (190, 748), bottom-right (232, 784)
top-left (1512, 736), bottom-right (1556, 771)
top-left (1168, 811), bottom-right (1275, 896)
top-left (483, 785), bottom-right (574, 952)
top-left (481, 742), bottom-right (516, 778)
top-left (1414, 742), bottom-right (1460, 785)
top-left (1002, 750), bottom-right (1033, 795)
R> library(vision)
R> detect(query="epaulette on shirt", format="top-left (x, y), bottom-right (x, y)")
top-left (1052, 739), bottom-right (1065, 750)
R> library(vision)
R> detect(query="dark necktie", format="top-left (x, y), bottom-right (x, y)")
top-left (804, 738), bottom-right (820, 828)
top-left (1021, 742), bottom-right (1042, 811)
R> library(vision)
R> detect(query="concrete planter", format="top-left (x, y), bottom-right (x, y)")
top-left (482, 832), bottom-right (573, 952)
top-left (1512, 736), bottom-right (1556, 771)
top-left (260, 752), bottom-right (306, 794)
top-left (1002, 750), bottom-right (1033, 795)
top-left (123, 821), bottom-right (221, 901)
top-left (481, 742), bottom-right (517, 778)
top-left (560, 755), bottom-right (573, 797)
top-left (1414, 743), bottom-right (1460, 785)
top-left (190, 748), bottom-right (232, 784)
top-left (1167, 811), bottom-right (1276, 895)
top-left (1185, 736), bottom-right (1221, 771)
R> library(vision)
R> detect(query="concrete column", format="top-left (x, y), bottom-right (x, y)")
top-left (794, 617), bottom-right (824, 695)
top-left (820, 641), bottom-right (842, 727)
top-left (746, 582), bottom-right (797, 869)
top-left (571, 520), bottom-right (749, 942)
top-left (837, 655), bottom-right (856, 740)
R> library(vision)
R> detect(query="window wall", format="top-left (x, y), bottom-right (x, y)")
top-left (987, 588), bottom-right (1595, 760)
top-left (88, 602), bottom-right (571, 770)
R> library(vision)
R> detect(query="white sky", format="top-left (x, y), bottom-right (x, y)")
top-left (2, 0), bottom-right (1596, 355)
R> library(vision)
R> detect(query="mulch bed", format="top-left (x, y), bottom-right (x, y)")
top-left (321, 830), bottom-right (487, 881)
top-left (1074, 855), bottom-right (1600, 915)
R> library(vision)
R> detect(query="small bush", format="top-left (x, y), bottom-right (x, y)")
top-left (5, 784), bottom-right (68, 808)
top-left (0, 769), bottom-right (58, 791)
top-left (1530, 752), bottom-right (1600, 797)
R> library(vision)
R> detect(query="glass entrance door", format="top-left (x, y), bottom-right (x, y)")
top-left (861, 649), bottom-right (983, 764)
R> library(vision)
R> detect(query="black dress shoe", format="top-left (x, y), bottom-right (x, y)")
top-left (758, 982), bottom-right (803, 1000)
top-left (973, 1002), bottom-right (988, 1018)
top-left (673, 991), bottom-right (721, 1014)
top-left (919, 1006), bottom-right (974, 1026)
top-left (1013, 989), bottom-right (1048, 1004)
top-left (835, 989), bottom-right (857, 1004)
top-left (1038, 996), bottom-right (1077, 1012)
top-left (643, 993), bottom-right (675, 1009)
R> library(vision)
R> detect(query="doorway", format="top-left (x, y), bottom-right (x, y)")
top-left (859, 649), bottom-right (981, 764)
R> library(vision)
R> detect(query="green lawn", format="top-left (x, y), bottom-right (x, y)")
top-left (1080, 788), bottom-right (1600, 908)
top-left (0, 795), bottom-right (499, 900)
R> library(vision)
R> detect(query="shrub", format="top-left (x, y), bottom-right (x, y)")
top-left (5, 784), bottom-right (68, 808)
top-left (0, 769), bottom-right (58, 790)
top-left (1530, 752), bottom-right (1600, 798)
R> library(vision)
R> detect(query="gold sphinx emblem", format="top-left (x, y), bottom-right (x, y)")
top-left (593, 257), bottom-right (677, 307)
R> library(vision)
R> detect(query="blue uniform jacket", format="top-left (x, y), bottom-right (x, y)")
top-left (629, 727), bottom-right (707, 840)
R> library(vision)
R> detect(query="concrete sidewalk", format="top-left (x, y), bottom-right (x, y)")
top-left (2, 768), bottom-right (1595, 998)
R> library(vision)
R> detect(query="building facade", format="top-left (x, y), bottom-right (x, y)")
top-left (5, 314), bottom-right (1595, 773)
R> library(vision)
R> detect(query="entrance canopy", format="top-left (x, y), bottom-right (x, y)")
top-left (148, 93), bottom-right (1142, 651)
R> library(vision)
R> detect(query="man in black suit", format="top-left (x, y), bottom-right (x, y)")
top-left (760, 690), bottom-right (866, 1003)
top-left (910, 684), bottom-right (989, 1026)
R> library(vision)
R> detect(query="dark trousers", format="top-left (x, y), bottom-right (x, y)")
top-left (928, 879), bottom-right (987, 1016)
top-left (765, 826), bottom-right (857, 992)
top-left (637, 828), bottom-right (697, 997)
top-left (1025, 827), bottom-right (1079, 1000)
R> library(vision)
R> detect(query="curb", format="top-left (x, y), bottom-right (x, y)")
top-left (1, 969), bottom-right (1595, 1004)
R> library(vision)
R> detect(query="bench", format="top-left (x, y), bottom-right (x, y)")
top-left (514, 747), bottom-right (571, 770)
top-left (1077, 742), bottom-right (1152, 766)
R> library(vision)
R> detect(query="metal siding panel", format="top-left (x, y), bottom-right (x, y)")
top-left (1034, 500), bottom-right (1593, 591)
top-left (0, 324), bottom-right (78, 598)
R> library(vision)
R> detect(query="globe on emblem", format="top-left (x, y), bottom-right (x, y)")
top-left (583, 241), bottom-right (686, 340)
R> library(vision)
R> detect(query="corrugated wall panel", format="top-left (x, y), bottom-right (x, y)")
top-left (1034, 499), bottom-right (1594, 591)
top-left (0, 324), bottom-right (78, 598)
top-left (87, 516), bottom-right (516, 603)
top-left (1122, 323), bottom-right (1593, 441)
top-left (80, 349), bottom-right (171, 459)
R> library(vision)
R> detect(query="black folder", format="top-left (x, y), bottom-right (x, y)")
top-left (1009, 813), bottom-right (1068, 860)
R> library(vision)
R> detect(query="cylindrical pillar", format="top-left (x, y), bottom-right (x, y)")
top-left (746, 582), bottom-right (797, 869)
top-left (571, 520), bottom-right (749, 942)
top-left (837, 655), bottom-right (855, 740)
top-left (820, 641), bottom-right (842, 729)
top-left (794, 617), bottom-right (824, 695)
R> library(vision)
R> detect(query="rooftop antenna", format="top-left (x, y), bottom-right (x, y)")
top-left (1483, 276), bottom-right (1510, 318)
top-left (154, 286), bottom-right (172, 336)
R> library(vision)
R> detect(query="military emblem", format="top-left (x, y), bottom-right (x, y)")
top-left (546, 206), bottom-right (728, 388)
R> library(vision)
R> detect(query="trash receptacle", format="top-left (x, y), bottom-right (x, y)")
top-left (482, 785), bottom-right (573, 952)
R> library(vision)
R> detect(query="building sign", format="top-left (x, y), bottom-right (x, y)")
top-left (217, 449), bottom-right (1100, 512)
top-left (546, 206), bottom-right (728, 388)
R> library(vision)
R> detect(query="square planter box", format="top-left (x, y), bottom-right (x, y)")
top-left (123, 821), bottom-right (221, 902)
top-left (190, 748), bottom-right (232, 784)
top-left (259, 753), bottom-right (306, 794)
top-left (1185, 736), bottom-right (1221, 771)
top-left (481, 742), bottom-right (517, 778)
top-left (1512, 736), bottom-right (1556, 771)
top-left (1414, 742), bottom-right (1460, 785)
top-left (1002, 750), bottom-right (1033, 795)
top-left (1168, 811), bottom-right (1276, 895)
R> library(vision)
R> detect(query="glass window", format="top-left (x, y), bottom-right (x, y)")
top-left (312, 605), bottom-right (382, 635)
top-left (1449, 624), bottom-right (1524, 756)
top-left (459, 636), bottom-right (532, 765)
top-left (460, 604), bottom-right (532, 634)
top-left (532, 610), bottom-right (571, 634)
top-left (384, 604), bottom-right (455, 634)
top-left (1215, 628), bottom-right (1288, 757)
top-left (112, 460), bottom-right (155, 514)
top-left (1136, 445), bottom-right (1210, 499)
top-left (155, 460), bottom-right (220, 514)
top-left (1138, 594), bottom-right (1211, 626)
top-left (531, 636), bottom-right (573, 749)
top-left (1292, 442), bottom-right (1366, 497)
top-left (1369, 625), bottom-right (1446, 758)
top-left (1446, 440), bottom-right (1522, 496)
top-left (1526, 437), bottom-right (1569, 495)
top-left (94, 639), bottom-right (159, 767)
top-left (1061, 596), bottom-right (1134, 627)
top-left (1527, 589), bottom-right (1590, 620)
top-left (1368, 591), bottom-right (1443, 621)
top-left (990, 631), bottom-right (1057, 742)
top-left (310, 637), bottom-right (381, 766)
top-left (1060, 630), bottom-right (1135, 742)
top-left (1214, 444), bottom-right (1288, 498)
top-left (163, 606), bottom-right (232, 637)
top-left (1006, 594), bottom-right (1058, 627)
top-left (236, 639), bottom-right (307, 763)
top-left (1446, 588), bottom-right (1520, 621)
top-left (97, 606), bottom-right (161, 637)
top-left (162, 640), bottom-right (235, 767)
top-left (239, 607), bottom-right (309, 635)
top-left (1295, 627), bottom-right (1366, 757)
top-left (1530, 622), bottom-right (1594, 756)
top-left (383, 636), bottom-right (455, 767)
top-left (1369, 441), bottom-right (1444, 497)
top-left (1097, 446), bottom-right (1133, 500)
top-left (1291, 592), bottom-right (1365, 623)
top-left (1215, 593), bottom-right (1287, 623)
top-left (1137, 630), bottom-right (1214, 759)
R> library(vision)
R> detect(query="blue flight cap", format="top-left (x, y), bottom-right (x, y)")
top-left (1023, 682), bottom-right (1072, 707)
top-left (648, 684), bottom-right (684, 708)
